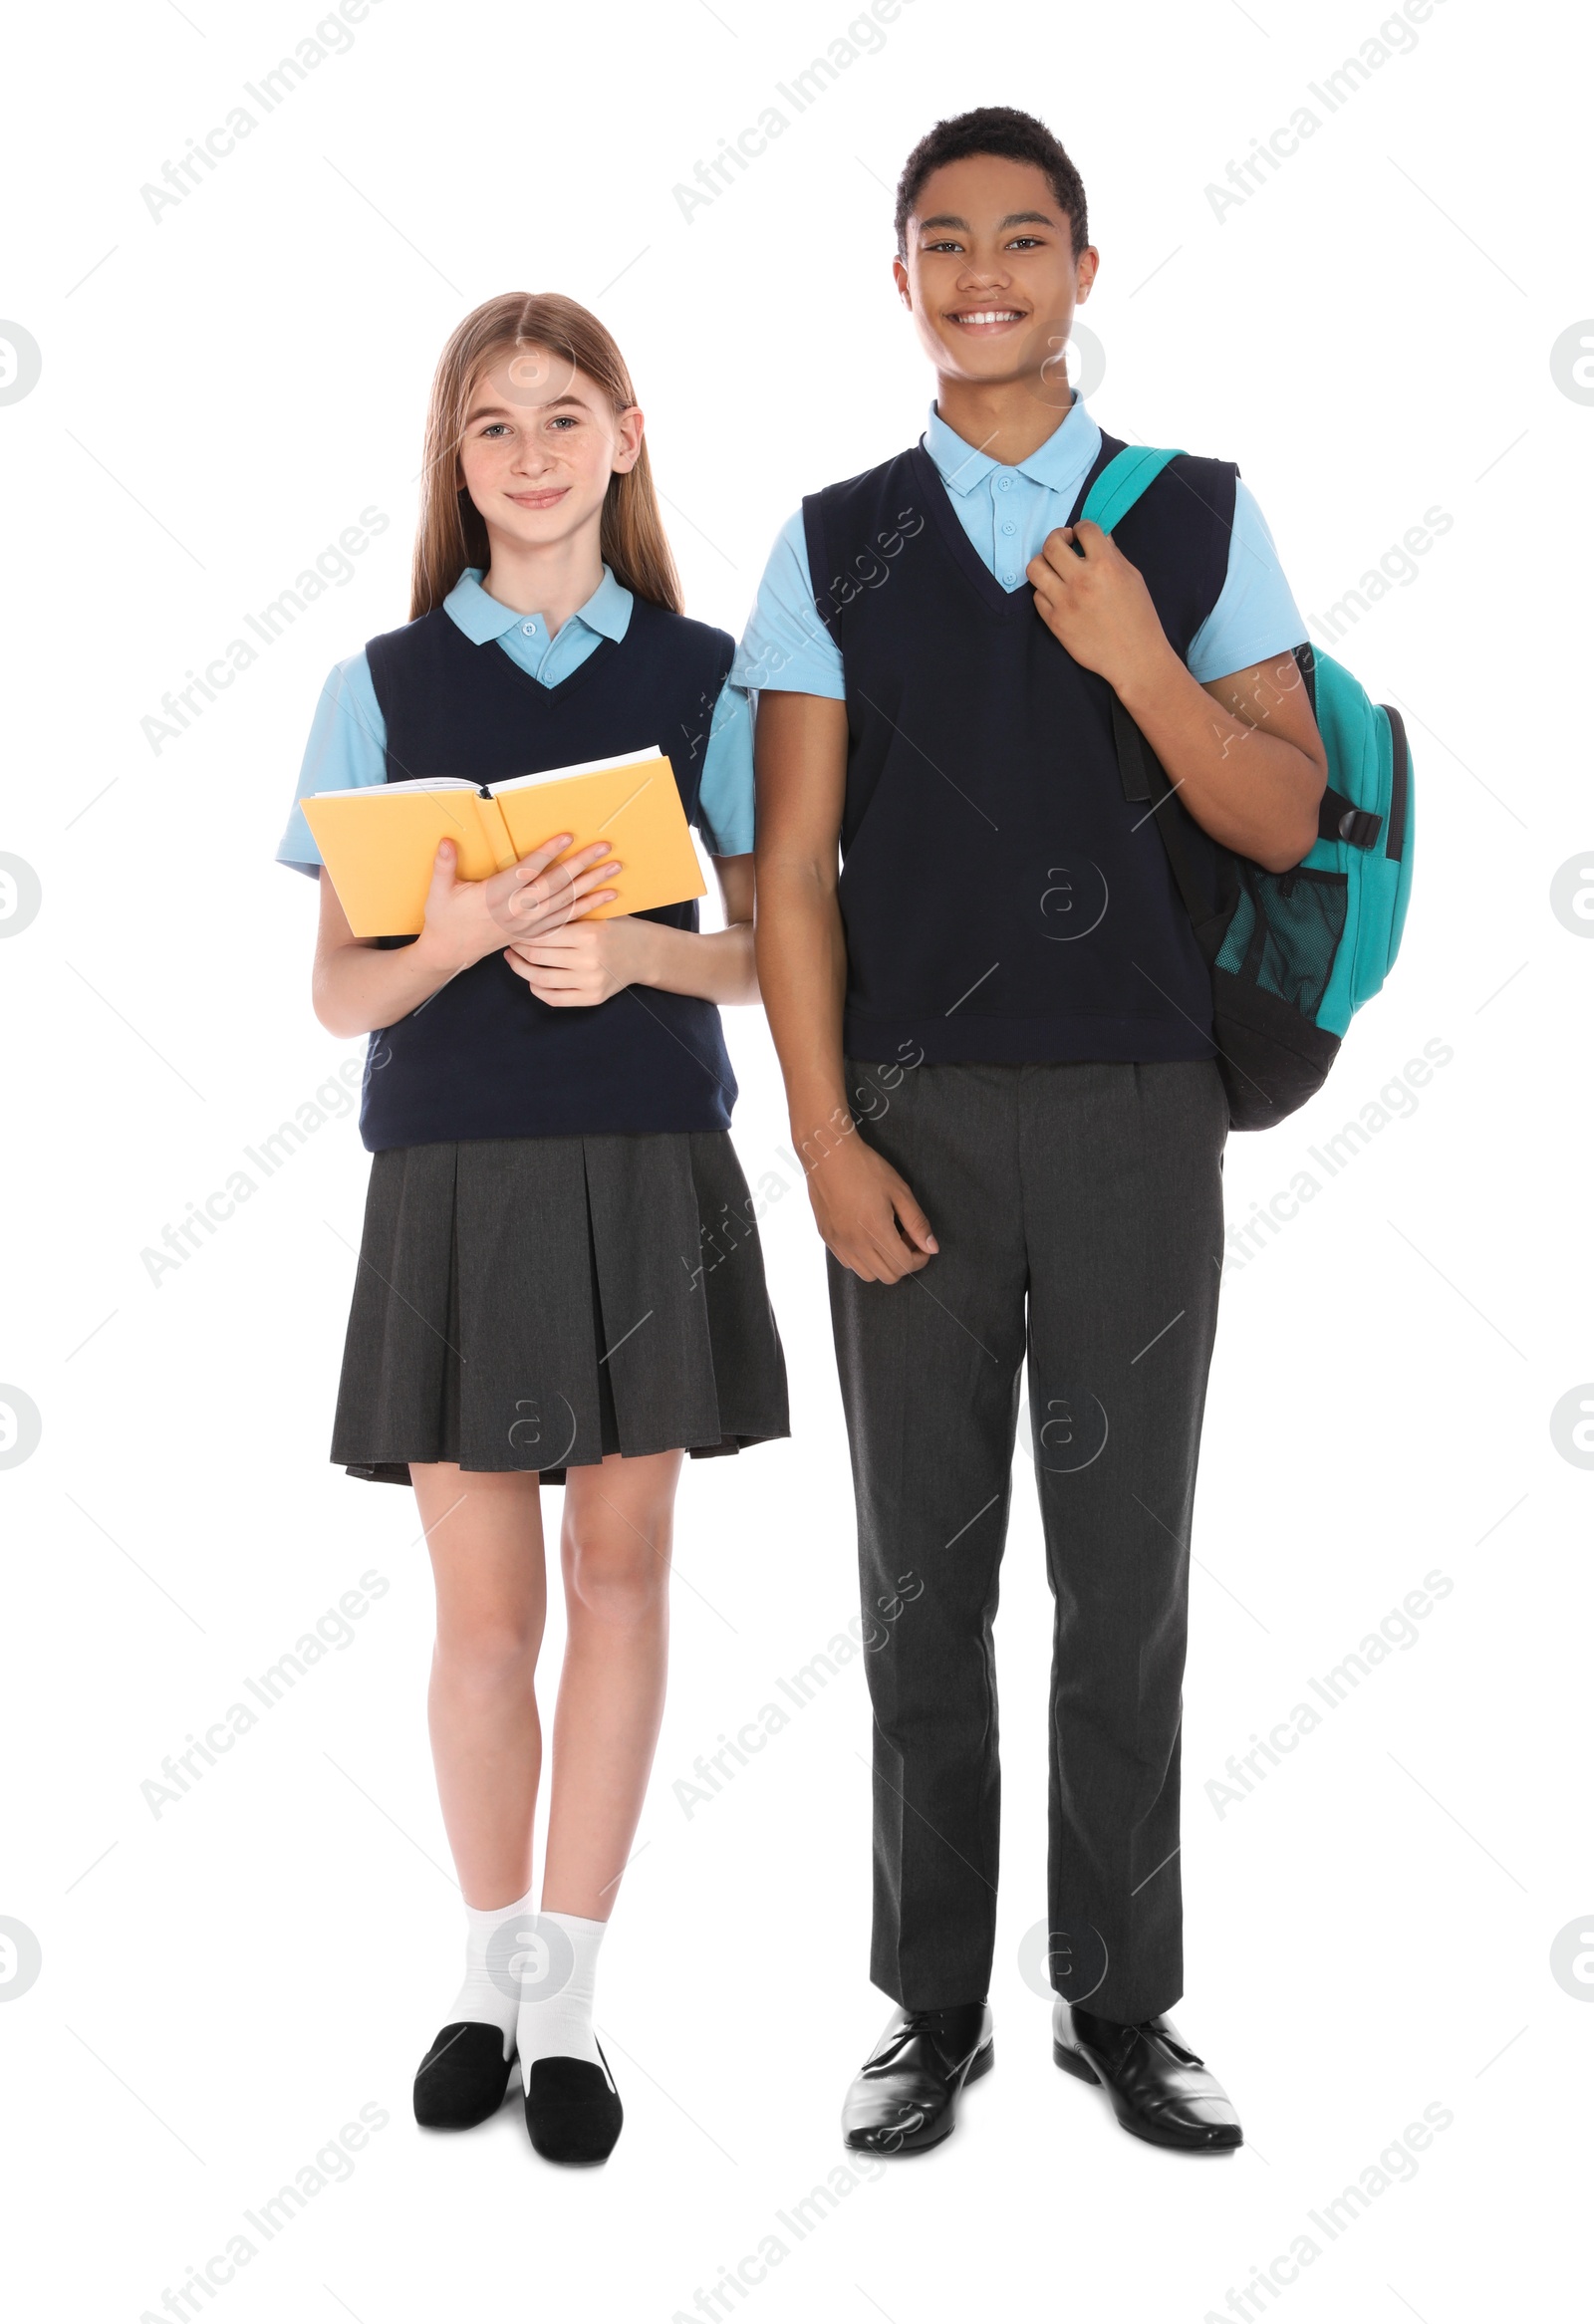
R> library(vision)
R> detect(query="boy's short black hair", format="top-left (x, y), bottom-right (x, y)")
top-left (894, 107), bottom-right (1089, 260)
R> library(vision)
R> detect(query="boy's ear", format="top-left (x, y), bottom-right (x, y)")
top-left (1075, 246), bottom-right (1101, 302)
top-left (893, 254), bottom-right (912, 308)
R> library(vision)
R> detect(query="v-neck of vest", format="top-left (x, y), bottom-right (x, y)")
top-left (908, 434), bottom-right (1125, 621)
top-left (477, 626), bottom-right (621, 704)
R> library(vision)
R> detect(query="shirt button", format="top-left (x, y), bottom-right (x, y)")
top-left (521, 621), bottom-right (536, 636)
top-left (997, 474), bottom-right (1012, 491)
top-left (1001, 520), bottom-right (1016, 535)
top-left (1002, 572), bottom-right (1017, 586)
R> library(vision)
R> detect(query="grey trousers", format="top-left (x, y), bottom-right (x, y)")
top-left (828, 1057), bottom-right (1228, 2024)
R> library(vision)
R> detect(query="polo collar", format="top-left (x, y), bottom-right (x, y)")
top-left (923, 393), bottom-right (1102, 500)
top-left (442, 564), bottom-right (635, 645)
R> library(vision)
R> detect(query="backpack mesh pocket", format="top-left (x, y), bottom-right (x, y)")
top-left (1215, 866), bottom-right (1348, 1025)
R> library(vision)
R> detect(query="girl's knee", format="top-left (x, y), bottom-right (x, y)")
top-left (434, 1609), bottom-right (540, 1686)
top-left (563, 1519), bottom-right (670, 1623)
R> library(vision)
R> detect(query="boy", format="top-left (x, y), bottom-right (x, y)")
top-left (741, 107), bottom-right (1324, 2155)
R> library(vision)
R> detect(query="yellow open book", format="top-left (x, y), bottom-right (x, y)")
top-left (300, 745), bottom-right (706, 938)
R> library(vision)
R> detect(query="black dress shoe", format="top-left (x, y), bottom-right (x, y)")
top-left (1052, 1999), bottom-right (1242, 2151)
top-left (523, 2045), bottom-right (624, 2164)
top-left (841, 2002), bottom-right (993, 2157)
top-left (412, 2022), bottom-right (516, 2130)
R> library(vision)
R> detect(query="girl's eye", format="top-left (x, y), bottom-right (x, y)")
top-left (548, 414), bottom-right (578, 430)
top-left (480, 422), bottom-right (510, 438)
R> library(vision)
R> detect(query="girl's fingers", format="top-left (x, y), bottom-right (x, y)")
top-left (514, 833), bottom-right (576, 878)
top-left (518, 837), bottom-right (611, 890)
top-left (489, 837), bottom-right (581, 910)
top-left (502, 859), bottom-right (619, 925)
top-left (522, 890), bottom-right (617, 934)
top-left (566, 861), bottom-right (621, 895)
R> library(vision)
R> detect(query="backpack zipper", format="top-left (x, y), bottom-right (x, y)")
top-left (1383, 706), bottom-right (1410, 863)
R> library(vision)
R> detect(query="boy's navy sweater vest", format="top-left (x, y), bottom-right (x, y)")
top-left (801, 434), bottom-right (1237, 1066)
top-left (358, 595), bottom-right (737, 1152)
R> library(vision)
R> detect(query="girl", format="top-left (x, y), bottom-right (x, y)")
top-left (276, 294), bottom-right (788, 2165)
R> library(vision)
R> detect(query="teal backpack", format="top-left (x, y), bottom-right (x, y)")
top-left (1081, 443), bottom-right (1415, 1131)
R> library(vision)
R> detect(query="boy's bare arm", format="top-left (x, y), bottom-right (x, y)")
top-left (753, 691), bottom-right (937, 1284)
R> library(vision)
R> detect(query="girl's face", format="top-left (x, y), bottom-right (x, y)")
top-left (456, 345), bottom-right (643, 557)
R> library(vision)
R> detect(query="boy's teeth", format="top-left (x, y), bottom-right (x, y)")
top-left (961, 310), bottom-right (1018, 324)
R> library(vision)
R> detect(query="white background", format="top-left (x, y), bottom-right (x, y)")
top-left (2, 0), bottom-right (1590, 2317)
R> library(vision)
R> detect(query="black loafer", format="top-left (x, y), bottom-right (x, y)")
top-left (523, 2045), bottom-right (624, 2165)
top-left (412, 2021), bottom-right (516, 2130)
top-left (841, 2002), bottom-right (993, 2157)
top-left (1052, 1999), bottom-right (1242, 2151)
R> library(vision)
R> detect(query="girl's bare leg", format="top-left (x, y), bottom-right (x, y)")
top-left (411, 1463), bottom-right (547, 1909)
top-left (541, 1448), bottom-right (680, 1918)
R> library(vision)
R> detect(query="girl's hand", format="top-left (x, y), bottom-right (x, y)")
top-left (417, 835), bottom-right (620, 973)
top-left (504, 913), bottom-right (659, 1007)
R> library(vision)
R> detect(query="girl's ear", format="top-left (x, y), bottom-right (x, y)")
top-left (612, 403), bottom-right (645, 474)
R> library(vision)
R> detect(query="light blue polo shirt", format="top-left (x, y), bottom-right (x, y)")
top-left (731, 396), bottom-right (1306, 698)
top-left (277, 566), bottom-right (755, 872)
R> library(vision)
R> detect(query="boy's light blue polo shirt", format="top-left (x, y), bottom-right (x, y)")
top-left (277, 566), bottom-right (755, 873)
top-left (731, 396), bottom-right (1307, 698)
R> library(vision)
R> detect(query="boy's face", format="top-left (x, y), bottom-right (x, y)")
top-left (894, 153), bottom-right (1098, 395)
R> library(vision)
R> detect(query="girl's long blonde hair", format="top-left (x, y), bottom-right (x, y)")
top-left (409, 292), bottom-right (682, 621)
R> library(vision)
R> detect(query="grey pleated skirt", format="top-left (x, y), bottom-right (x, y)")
top-left (332, 1132), bottom-right (789, 1485)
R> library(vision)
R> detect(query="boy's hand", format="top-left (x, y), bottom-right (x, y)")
top-left (807, 1134), bottom-right (937, 1284)
top-left (505, 913), bottom-right (657, 1007)
top-left (417, 834), bottom-right (619, 974)
top-left (1027, 520), bottom-right (1177, 699)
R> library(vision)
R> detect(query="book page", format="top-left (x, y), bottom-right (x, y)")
top-left (488, 745), bottom-right (665, 794)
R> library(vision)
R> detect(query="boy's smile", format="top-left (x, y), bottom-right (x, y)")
top-left (943, 304), bottom-right (1029, 337)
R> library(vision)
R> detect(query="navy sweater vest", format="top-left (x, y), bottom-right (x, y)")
top-left (357, 595), bottom-right (737, 1152)
top-left (802, 433), bottom-right (1236, 1065)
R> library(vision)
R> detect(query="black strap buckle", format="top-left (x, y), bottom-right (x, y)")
top-left (1317, 787), bottom-right (1382, 850)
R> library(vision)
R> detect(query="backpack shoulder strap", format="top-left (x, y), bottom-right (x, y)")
top-left (1087, 444), bottom-right (1188, 816)
top-left (1083, 439), bottom-right (1230, 937)
top-left (1079, 444), bottom-right (1185, 534)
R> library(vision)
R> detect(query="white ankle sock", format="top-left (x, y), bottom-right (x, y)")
top-left (516, 1910), bottom-right (607, 2088)
top-left (448, 1887), bottom-right (536, 2062)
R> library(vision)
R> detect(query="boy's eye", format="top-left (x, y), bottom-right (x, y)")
top-left (924, 238), bottom-right (964, 254)
top-left (1007, 236), bottom-right (1042, 250)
